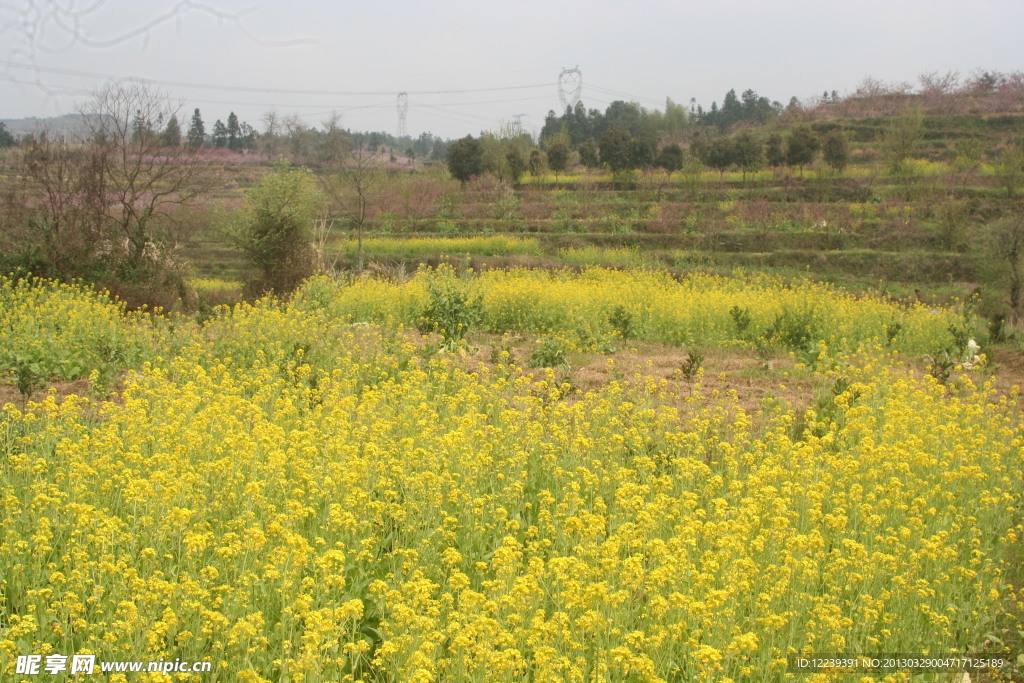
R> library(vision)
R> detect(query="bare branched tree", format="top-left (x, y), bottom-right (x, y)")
top-left (13, 80), bottom-right (208, 291)
top-left (258, 109), bottom-right (284, 159)
top-left (282, 114), bottom-right (315, 164)
top-left (918, 70), bottom-right (961, 115)
top-left (17, 132), bottom-right (109, 276)
top-left (2, 1), bottom-right (310, 104)
top-left (318, 112), bottom-right (349, 167)
top-left (320, 139), bottom-right (386, 275)
top-left (311, 212), bottom-right (340, 275)
top-left (79, 80), bottom-right (207, 274)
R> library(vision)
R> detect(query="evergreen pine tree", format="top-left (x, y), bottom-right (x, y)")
top-left (131, 109), bottom-right (151, 144)
top-left (186, 108), bottom-right (205, 150)
top-left (239, 122), bottom-right (257, 152)
top-left (227, 112), bottom-right (241, 151)
top-left (161, 114), bottom-right (181, 147)
top-left (212, 120), bottom-right (228, 148)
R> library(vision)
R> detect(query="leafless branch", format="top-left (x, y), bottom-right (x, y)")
top-left (1, 1), bottom-right (314, 104)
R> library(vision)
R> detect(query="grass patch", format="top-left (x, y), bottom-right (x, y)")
top-left (333, 235), bottom-right (543, 259)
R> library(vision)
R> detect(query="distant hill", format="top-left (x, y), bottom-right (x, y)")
top-left (0, 114), bottom-right (90, 139)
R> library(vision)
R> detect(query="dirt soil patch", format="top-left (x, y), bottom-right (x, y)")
top-left (0, 378), bottom-right (92, 409)
top-left (463, 334), bottom-right (826, 433)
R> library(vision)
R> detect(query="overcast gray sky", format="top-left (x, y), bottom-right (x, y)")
top-left (2, 0), bottom-right (1022, 140)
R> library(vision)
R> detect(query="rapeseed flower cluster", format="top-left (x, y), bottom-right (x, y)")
top-left (0, 277), bottom-right (156, 387)
top-left (295, 266), bottom-right (957, 354)
top-left (1, 274), bottom-right (1020, 682)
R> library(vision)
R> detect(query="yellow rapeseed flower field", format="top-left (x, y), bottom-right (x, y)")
top-left (1, 272), bottom-right (1020, 682)
top-left (295, 266), bottom-right (957, 354)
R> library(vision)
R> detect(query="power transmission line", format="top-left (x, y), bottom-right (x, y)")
top-left (0, 60), bottom-right (552, 97)
top-left (2, 57), bottom-right (679, 138)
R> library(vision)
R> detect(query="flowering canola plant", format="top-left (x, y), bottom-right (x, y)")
top-left (295, 266), bottom-right (957, 354)
top-left (0, 277), bottom-right (157, 388)
top-left (0, 273), bottom-right (1021, 682)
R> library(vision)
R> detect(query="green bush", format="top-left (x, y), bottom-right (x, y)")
top-left (529, 334), bottom-right (570, 368)
top-left (227, 160), bottom-right (324, 296)
top-left (417, 268), bottom-right (483, 348)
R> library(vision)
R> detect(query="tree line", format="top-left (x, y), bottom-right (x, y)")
top-left (446, 122), bottom-right (852, 184)
top-left (2, 83), bottom-right (207, 306)
top-left (0, 82), bottom-right (435, 302)
top-left (1, 109), bottom-right (452, 167)
top-left (538, 87), bottom-right (785, 144)
top-left (447, 86), bottom-right (853, 185)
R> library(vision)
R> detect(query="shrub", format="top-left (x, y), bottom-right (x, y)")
top-left (529, 333), bottom-right (570, 368)
top-left (417, 267), bottom-right (483, 348)
top-left (228, 160), bottom-right (324, 296)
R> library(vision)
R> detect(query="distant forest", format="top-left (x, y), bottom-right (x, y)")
top-left (3, 68), bottom-right (1021, 165)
